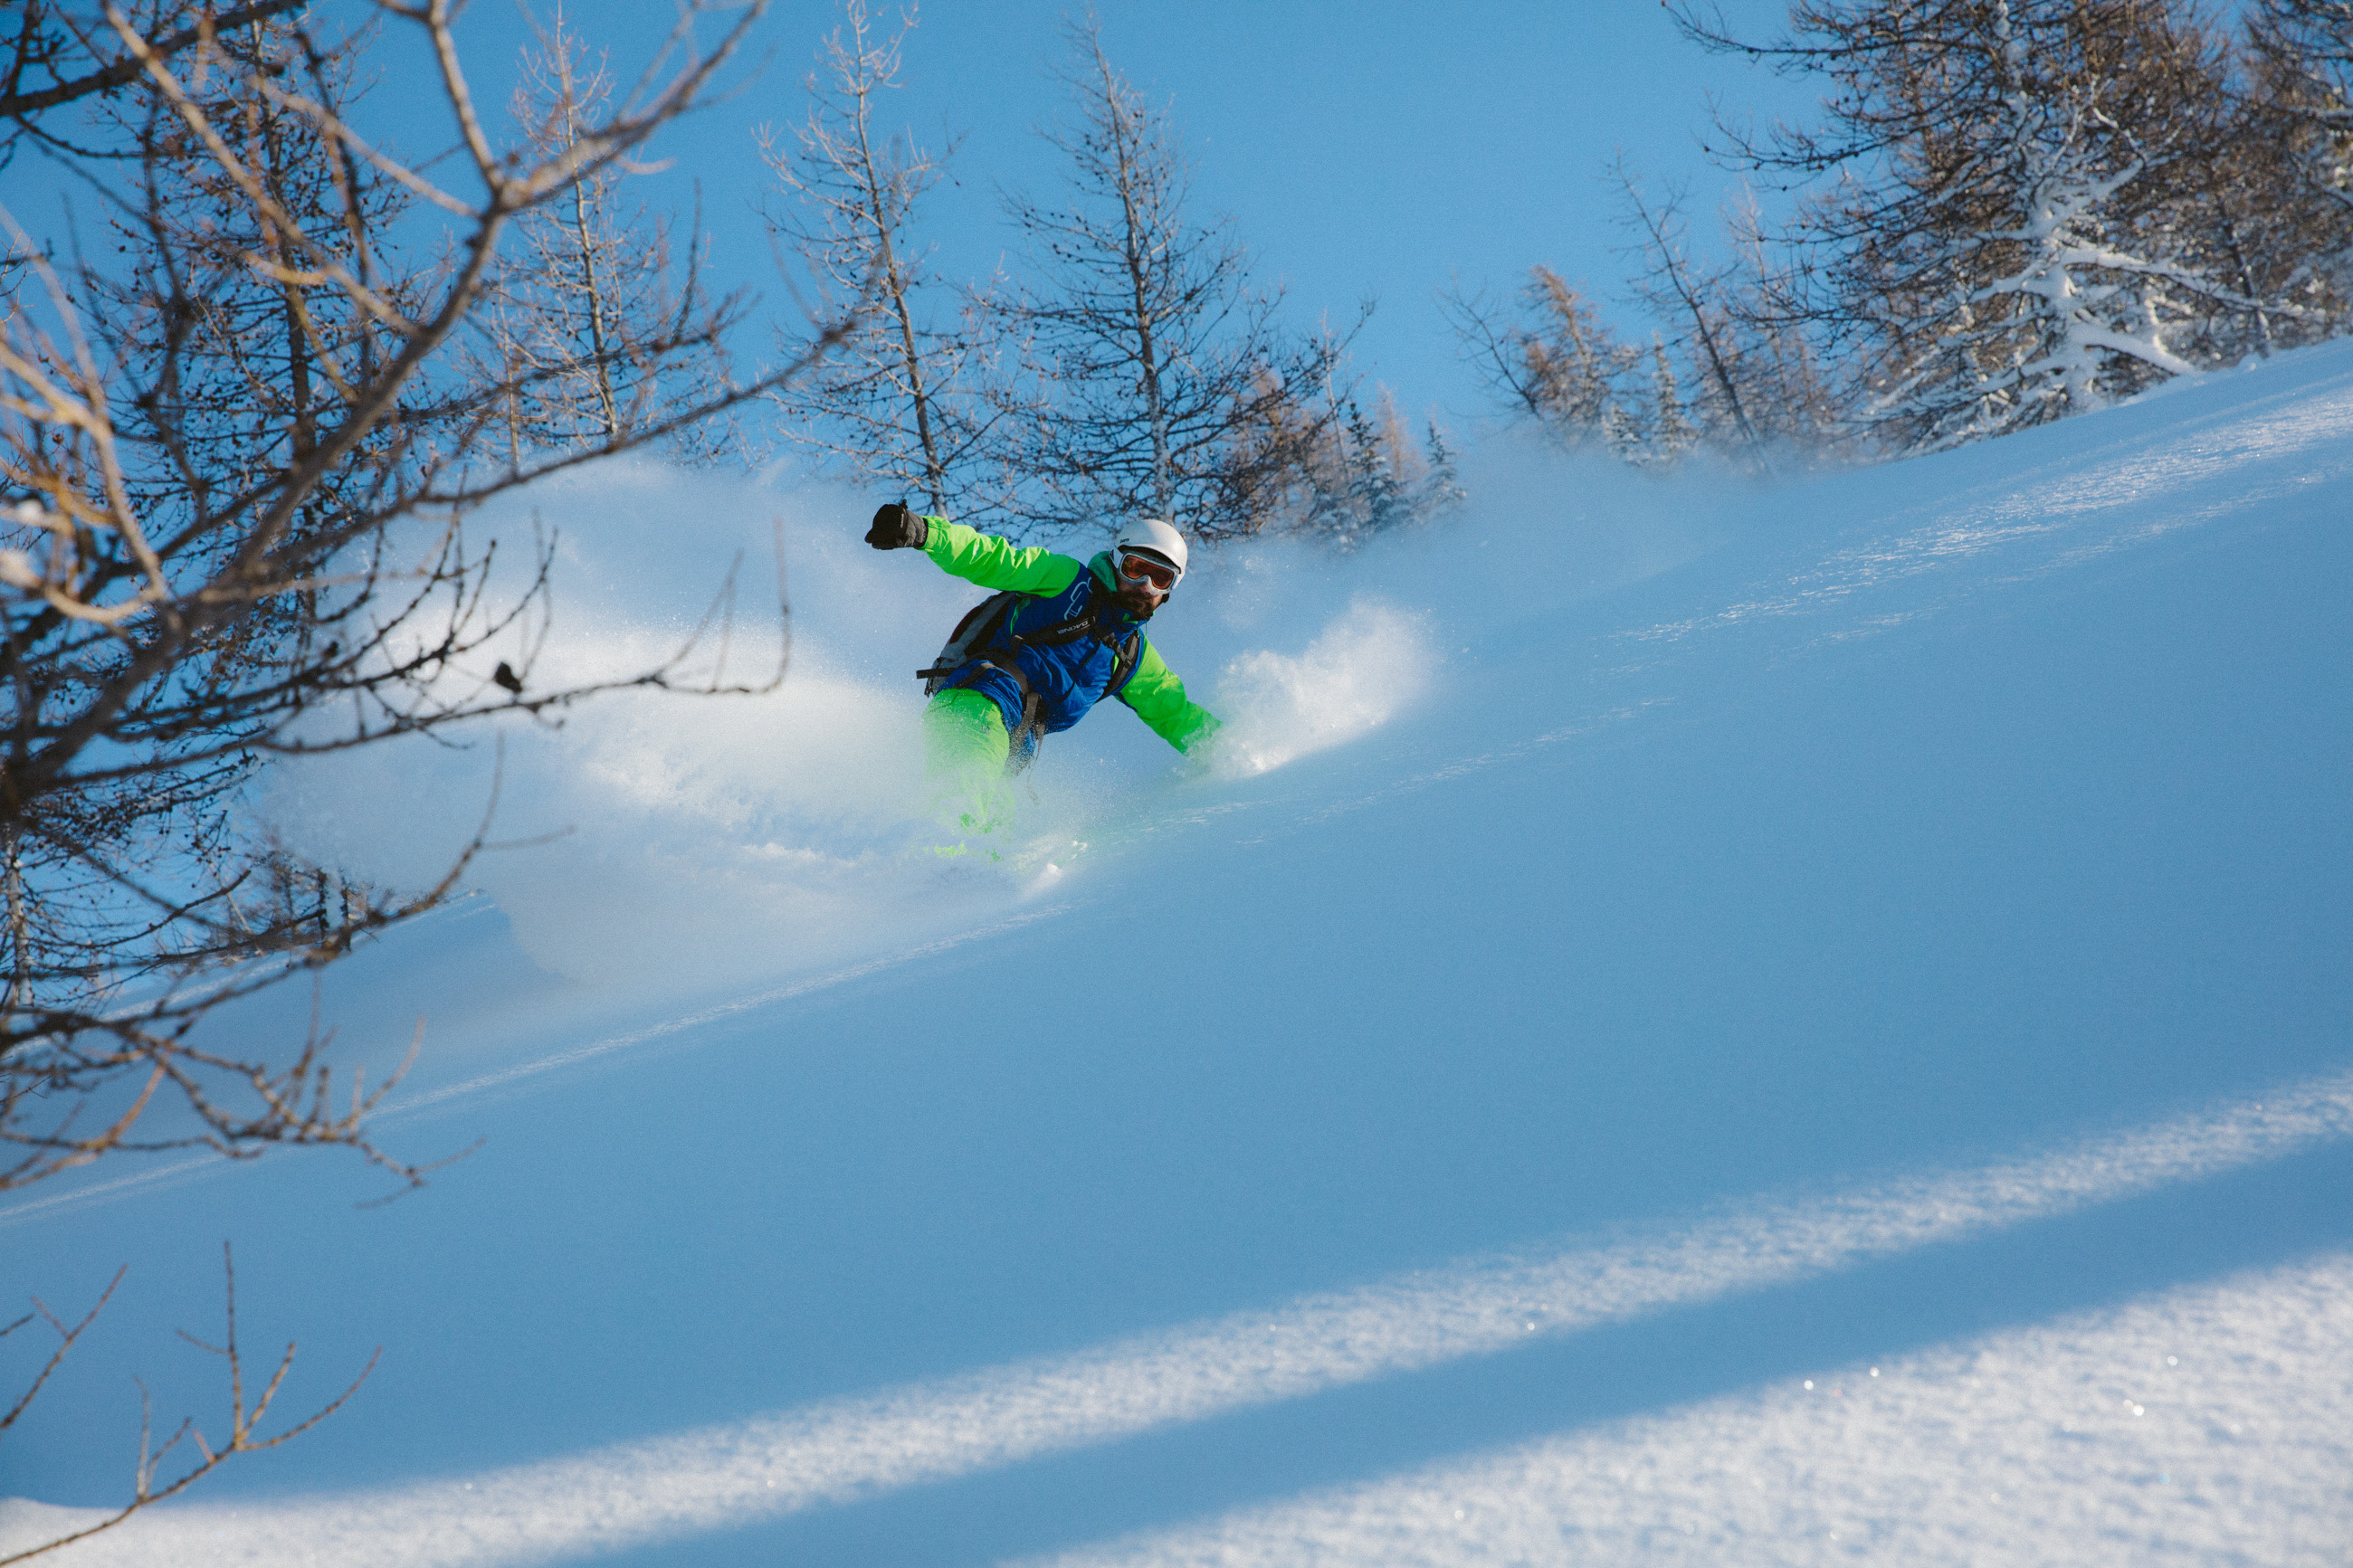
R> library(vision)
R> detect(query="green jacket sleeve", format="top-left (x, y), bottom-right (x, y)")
top-left (920, 518), bottom-right (1084, 596)
top-left (1119, 639), bottom-right (1222, 755)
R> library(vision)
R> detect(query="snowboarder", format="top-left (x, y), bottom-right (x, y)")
top-left (865, 501), bottom-right (1221, 839)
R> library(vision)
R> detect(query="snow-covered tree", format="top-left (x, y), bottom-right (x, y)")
top-left (1422, 422), bottom-right (1466, 512)
top-left (1676, 0), bottom-right (2283, 450)
top-left (2251, 0), bottom-right (2353, 217)
top-left (1647, 340), bottom-right (1698, 465)
top-left (2243, 0), bottom-right (2353, 329)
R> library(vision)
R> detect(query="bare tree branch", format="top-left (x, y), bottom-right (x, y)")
top-left (0, 1247), bottom-right (377, 1566)
top-left (2, 0), bottom-right (847, 1189)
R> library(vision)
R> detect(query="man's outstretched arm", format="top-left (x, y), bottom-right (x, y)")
top-left (868, 503), bottom-right (1084, 596)
top-left (921, 518), bottom-right (1085, 595)
top-left (1119, 641), bottom-right (1222, 755)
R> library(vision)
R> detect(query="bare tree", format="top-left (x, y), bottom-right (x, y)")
top-left (0, 0), bottom-right (837, 1192)
top-left (0, 1), bottom-right (307, 161)
top-left (475, 6), bottom-right (740, 465)
top-left (986, 14), bottom-right (1356, 542)
top-left (0, 3), bottom-right (846, 1557)
top-left (1610, 162), bottom-right (1767, 464)
top-left (761, 0), bottom-right (1010, 520)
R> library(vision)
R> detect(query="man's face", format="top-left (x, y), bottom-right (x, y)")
top-left (1112, 552), bottom-right (1176, 615)
top-left (1113, 575), bottom-right (1168, 616)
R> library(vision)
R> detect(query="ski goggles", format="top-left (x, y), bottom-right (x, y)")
top-left (1118, 551), bottom-right (1178, 590)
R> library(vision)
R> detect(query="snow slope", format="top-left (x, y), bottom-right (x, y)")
top-left (5, 343), bottom-right (2351, 1566)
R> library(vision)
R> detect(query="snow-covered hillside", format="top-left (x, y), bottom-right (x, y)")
top-left (5, 344), bottom-right (2351, 1567)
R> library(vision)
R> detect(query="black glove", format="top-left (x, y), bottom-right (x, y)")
top-left (865, 499), bottom-right (927, 550)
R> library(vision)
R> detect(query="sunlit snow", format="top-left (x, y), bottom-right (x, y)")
top-left (5, 344), bottom-right (2349, 1567)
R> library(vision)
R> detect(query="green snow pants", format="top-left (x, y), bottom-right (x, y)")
top-left (922, 688), bottom-right (1015, 840)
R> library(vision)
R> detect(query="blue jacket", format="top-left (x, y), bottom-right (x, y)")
top-left (920, 519), bottom-right (1221, 755)
top-left (947, 557), bottom-right (1142, 743)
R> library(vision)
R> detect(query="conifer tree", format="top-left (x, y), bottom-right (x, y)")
top-left (1648, 340), bottom-right (1697, 465)
top-left (1346, 397), bottom-right (1412, 537)
top-left (1422, 422), bottom-right (1466, 513)
top-left (1283, 388), bottom-right (1462, 547)
top-left (1443, 266), bottom-right (1641, 447)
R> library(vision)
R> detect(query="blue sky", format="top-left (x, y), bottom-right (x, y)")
top-left (432, 0), bottom-right (1813, 433)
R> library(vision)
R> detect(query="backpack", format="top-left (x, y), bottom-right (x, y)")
top-left (918, 588), bottom-right (1143, 773)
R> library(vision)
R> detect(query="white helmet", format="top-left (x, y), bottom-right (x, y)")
top-left (1114, 518), bottom-right (1187, 582)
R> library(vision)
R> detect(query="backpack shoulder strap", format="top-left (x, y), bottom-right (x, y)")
top-left (1108, 630), bottom-right (1144, 698)
top-left (918, 590), bottom-right (1024, 684)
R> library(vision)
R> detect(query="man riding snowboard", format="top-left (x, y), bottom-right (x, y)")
top-left (865, 501), bottom-right (1220, 839)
